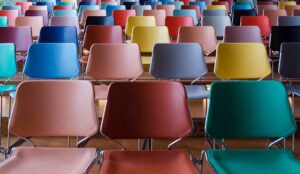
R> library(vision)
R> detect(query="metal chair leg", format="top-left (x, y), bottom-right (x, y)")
top-left (7, 96), bottom-right (12, 149)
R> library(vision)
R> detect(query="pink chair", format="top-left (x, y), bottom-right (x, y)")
top-left (143, 10), bottom-right (167, 26)
top-left (49, 16), bottom-right (80, 35)
top-left (263, 9), bottom-right (287, 26)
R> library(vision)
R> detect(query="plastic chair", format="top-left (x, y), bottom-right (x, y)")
top-left (181, 5), bottom-right (202, 20)
top-left (86, 43), bottom-right (144, 99)
top-left (122, 1), bottom-right (140, 10)
top-left (125, 16), bottom-right (156, 37)
top-left (80, 10), bottom-right (106, 26)
top-left (106, 5), bottom-right (126, 16)
top-left (58, 2), bottom-right (76, 9)
top-left (155, 5), bottom-right (175, 16)
top-left (207, 5), bottom-right (226, 11)
top-left (49, 16), bottom-right (80, 35)
top-left (113, 10), bottom-right (136, 27)
top-left (294, 9), bottom-right (300, 16)
top-left (99, 81), bottom-right (199, 174)
top-left (15, 16), bottom-right (43, 38)
top-left (131, 26), bottom-right (170, 64)
top-left (131, 5), bottom-right (152, 16)
top-left (220, 0), bottom-right (233, 7)
top-left (79, 1), bottom-right (96, 9)
top-left (189, 1), bottom-right (206, 12)
top-left (84, 16), bottom-right (115, 32)
top-left (53, 9), bottom-right (77, 16)
top-left (0, 10), bottom-right (18, 26)
top-left (15, 2), bottom-right (32, 15)
top-left (173, 9), bottom-right (198, 25)
top-left (24, 43), bottom-right (79, 79)
top-left (224, 26), bottom-right (262, 43)
top-left (201, 16), bottom-right (232, 37)
top-left (61, 0), bottom-right (78, 9)
top-left (232, 9), bottom-right (256, 26)
top-left (0, 17), bottom-right (8, 27)
top-left (270, 26), bottom-right (300, 53)
top-left (203, 80), bottom-right (300, 174)
top-left (144, 1), bottom-right (162, 9)
top-left (25, 10), bottom-right (49, 26)
top-left (143, 10), bottom-right (166, 26)
top-left (78, 5), bottom-right (99, 20)
top-left (2, 6), bottom-right (22, 16)
top-left (0, 80), bottom-right (98, 173)
top-left (212, 1), bottom-right (229, 13)
top-left (167, 1), bottom-right (184, 9)
top-left (203, 9), bottom-right (227, 16)
top-left (36, 1), bottom-right (54, 14)
top-left (150, 43), bottom-right (208, 100)
top-left (53, 5), bottom-right (73, 10)
top-left (285, 5), bottom-right (300, 16)
top-left (263, 9), bottom-right (287, 26)
top-left (257, 4), bottom-right (277, 15)
top-left (240, 16), bottom-right (271, 39)
top-left (257, 1), bottom-right (273, 5)
top-left (100, 2), bottom-right (118, 9)
top-left (38, 26), bottom-right (78, 46)
top-left (278, 1), bottom-right (297, 10)
top-left (28, 5), bottom-right (48, 11)
top-left (165, 16), bottom-right (194, 38)
top-left (278, 16), bottom-right (300, 26)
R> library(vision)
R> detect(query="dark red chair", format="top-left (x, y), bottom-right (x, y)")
top-left (112, 10), bottom-right (136, 28)
top-left (25, 10), bottom-right (48, 26)
top-left (53, 5), bottom-right (73, 10)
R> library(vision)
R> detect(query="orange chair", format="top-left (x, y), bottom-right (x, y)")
top-left (80, 10), bottom-right (106, 26)
top-left (86, 43), bottom-right (144, 100)
top-left (263, 9), bottom-right (287, 26)
top-left (113, 10), bottom-right (136, 27)
top-left (0, 10), bottom-right (18, 26)
top-left (165, 16), bottom-right (194, 39)
top-left (181, 5), bottom-right (202, 20)
top-left (156, 5), bottom-right (176, 16)
top-left (15, 2), bottom-right (32, 14)
top-left (143, 10), bottom-right (167, 26)
top-left (15, 16), bottom-right (43, 38)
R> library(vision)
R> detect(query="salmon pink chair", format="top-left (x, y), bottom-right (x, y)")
top-left (113, 10), bottom-right (136, 27)
top-left (143, 10), bottom-right (167, 26)
top-left (15, 16), bottom-right (43, 38)
top-left (156, 4), bottom-right (176, 16)
top-left (0, 10), bottom-right (18, 26)
top-left (165, 16), bottom-right (194, 40)
top-left (28, 5), bottom-right (48, 11)
top-left (53, 5), bottom-right (73, 10)
top-left (49, 16), bottom-right (80, 35)
top-left (15, 2), bottom-right (32, 15)
top-left (263, 9), bottom-right (287, 26)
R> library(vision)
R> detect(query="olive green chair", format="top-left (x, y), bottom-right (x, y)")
top-left (202, 81), bottom-right (300, 174)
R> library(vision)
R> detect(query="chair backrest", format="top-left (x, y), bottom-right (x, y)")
top-left (0, 10), bottom-right (18, 26)
top-left (257, 1), bottom-right (273, 5)
top-left (0, 27), bottom-right (32, 52)
top-left (53, 5), bottom-right (73, 10)
top-left (214, 43), bottom-right (271, 79)
top-left (278, 16), bottom-right (300, 26)
top-left (100, 2), bottom-right (118, 9)
top-left (131, 26), bottom-right (170, 53)
top-left (285, 5), bottom-right (300, 16)
top-left (49, 16), bottom-right (80, 35)
top-left (232, 9), bottom-right (256, 25)
top-left (173, 9), bottom-right (198, 25)
top-left (263, 9), bottom-right (287, 26)
top-left (58, 1), bottom-right (76, 9)
top-left (2, 5), bottom-right (22, 16)
top-left (15, 16), bottom-right (43, 38)
top-left (144, 1), bottom-right (162, 9)
top-left (53, 9), bottom-right (77, 16)
top-left (206, 81), bottom-right (296, 139)
top-left (257, 4), bottom-right (277, 15)
top-left (224, 26), bottom-right (262, 43)
top-left (38, 26), bottom-right (78, 46)
top-left (178, 26), bottom-right (217, 54)
top-left (106, 5), bottom-right (126, 16)
top-left (113, 10), bottom-right (136, 27)
top-left (167, 1), bottom-right (184, 9)
top-left (122, 1), bottom-right (139, 10)
top-left (279, 42), bottom-right (300, 78)
top-left (131, 5), bottom-right (152, 15)
top-left (29, 5), bottom-right (48, 11)
top-left (84, 16), bottom-right (115, 32)
top-left (0, 16), bottom-right (8, 27)
top-left (240, 16), bottom-right (270, 37)
top-left (78, 5), bottom-right (99, 19)
top-left (150, 43), bottom-right (207, 79)
top-left (83, 25), bottom-right (123, 51)
top-left (156, 4), bottom-right (175, 16)
top-left (0, 43), bottom-right (17, 79)
top-left (203, 9), bottom-right (227, 16)
top-left (101, 81), bottom-right (192, 139)
top-left (270, 26), bottom-right (300, 52)
top-left (278, 1), bottom-right (296, 10)
top-left (80, 10), bottom-right (106, 26)
top-left (202, 16), bottom-right (232, 37)
top-left (165, 16), bottom-right (194, 37)
top-left (16, 2), bottom-right (32, 14)
top-left (36, 1), bottom-right (54, 14)
top-left (24, 43), bottom-right (79, 79)
top-left (231, 4), bottom-right (252, 12)
top-left (9, 80), bottom-right (98, 138)
top-left (25, 10), bottom-right (49, 26)
top-left (61, 0), bottom-right (78, 9)
top-left (291, 9), bottom-right (300, 16)
top-left (143, 10), bottom-right (166, 26)
top-left (189, 1), bottom-right (206, 12)
top-left (181, 5), bottom-right (202, 19)
top-left (125, 16), bottom-right (156, 37)
top-left (86, 43), bottom-right (143, 80)
top-left (207, 5), bottom-right (226, 11)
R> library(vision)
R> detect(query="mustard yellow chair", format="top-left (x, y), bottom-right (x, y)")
top-left (278, 1), bottom-right (296, 10)
top-left (125, 16), bottom-right (156, 38)
top-left (61, 0), bottom-right (78, 9)
top-left (131, 26), bottom-right (170, 64)
top-left (207, 5), bottom-right (227, 11)
top-left (214, 43), bottom-right (271, 80)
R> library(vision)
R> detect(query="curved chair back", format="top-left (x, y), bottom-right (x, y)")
top-left (58, 2), bottom-right (76, 9)
top-left (2, 6), bottom-right (22, 16)
top-left (80, 10), bottom-right (106, 26)
top-left (36, 1), bottom-right (54, 14)
top-left (131, 5), bottom-right (152, 16)
top-left (15, 16), bottom-right (43, 38)
top-left (206, 81), bottom-right (296, 139)
top-left (84, 16), bottom-right (114, 32)
top-left (49, 16), bottom-right (80, 35)
top-left (86, 43), bottom-right (143, 80)
top-left (202, 16), bottom-right (232, 37)
top-left (0, 43), bottom-right (17, 79)
top-left (270, 26), bottom-right (300, 52)
top-left (0, 17), bottom-right (8, 27)
top-left (165, 16), bottom-right (194, 37)
top-left (113, 10), bottom-right (136, 27)
top-left (78, 5), bottom-right (99, 19)
top-left (150, 43), bottom-right (207, 79)
top-left (25, 10), bottom-right (49, 26)
top-left (203, 9), bottom-right (226, 16)
top-left (278, 16), bottom-right (300, 26)
top-left (240, 16), bottom-right (270, 37)
top-left (207, 5), bottom-right (226, 11)
top-left (143, 10), bottom-right (166, 26)
top-left (263, 9), bottom-right (287, 26)
top-left (16, 2), bottom-right (32, 14)
top-left (24, 43), bottom-right (79, 79)
top-left (101, 81), bottom-right (192, 139)
top-left (53, 5), bottom-right (73, 10)
top-left (10, 80), bottom-right (98, 138)
top-left (144, 1), bottom-right (162, 9)
top-left (38, 26), bottom-right (78, 46)
top-left (125, 16), bottom-right (156, 37)
top-left (214, 43), bottom-right (271, 79)
top-left (0, 10), bottom-right (18, 26)
top-left (106, 5), bottom-right (126, 16)
top-left (0, 27), bottom-right (32, 52)
top-left (285, 5), bottom-right (300, 16)
top-left (122, 1), bottom-right (140, 10)
top-left (257, 4), bottom-right (277, 15)
top-left (173, 9), bottom-right (198, 25)
top-left (167, 1), bottom-right (184, 9)
top-left (156, 5), bottom-right (175, 16)
top-left (101, 2), bottom-right (118, 9)
top-left (182, 5), bottom-right (202, 19)
top-left (224, 26), bottom-right (262, 43)
top-left (278, 1), bottom-right (296, 10)
top-left (28, 5), bottom-right (48, 11)
top-left (212, 1), bottom-right (229, 13)
top-left (231, 4), bottom-right (252, 12)
top-left (279, 42), bottom-right (300, 78)
top-left (232, 9), bottom-right (256, 26)
top-left (189, 1), bottom-right (206, 12)
top-left (53, 9), bottom-right (77, 16)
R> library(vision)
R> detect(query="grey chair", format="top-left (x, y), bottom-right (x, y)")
top-left (278, 16), bottom-right (300, 26)
top-left (202, 16), bottom-right (232, 37)
top-left (224, 26), bottom-right (263, 43)
top-left (202, 9), bottom-right (227, 16)
top-left (150, 43), bottom-right (209, 100)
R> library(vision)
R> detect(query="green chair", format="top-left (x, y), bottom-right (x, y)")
top-left (202, 81), bottom-right (300, 174)
top-left (0, 17), bottom-right (8, 27)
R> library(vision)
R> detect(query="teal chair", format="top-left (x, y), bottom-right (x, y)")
top-left (0, 17), bottom-right (8, 27)
top-left (58, 2), bottom-right (75, 9)
top-left (173, 9), bottom-right (198, 25)
top-left (53, 10), bottom-right (77, 16)
top-left (78, 5), bottom-right (99, 20)
top-left (101, 2), bottom-right (118, 10)
top-left (202, 81), bottom-right (300, 174)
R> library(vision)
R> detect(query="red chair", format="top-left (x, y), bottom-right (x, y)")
top-left (180, 0), bottom-right (192, 5)
top-left (113, 10), bottom-right (136, 27)
top-left (0, 10), bottom-right (18, 26)
top-left (165, 16), bottom-right (194, 39)
top-left (53, 5), bottom-right (73, 10)
top-left (99, 81), bottom-right (199, 174)
top-left (181, 5), bottom-right (202, 20)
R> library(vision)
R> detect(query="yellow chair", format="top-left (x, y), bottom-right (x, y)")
top-left (125, 16), bottom-right (156, 38)
top-left (278, 1), bottom-right (296, 10)
top-left (131, 26), bottom-right (170, 64)
top-left (61, 0), bottom-right (78, 9)
top-left (207, 5), bottom-right (227, 11)
top-left (214, 43), bottom-right (271, 80)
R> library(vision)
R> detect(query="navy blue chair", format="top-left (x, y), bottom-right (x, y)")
top-left (122, 1), bottom-right (140, 9)
top-left (38, 26), bottom-right (78, 46)
top-left (278, 16), bottom-right (300, 26)
top-left (232, 9), bottom-right (256, 25)
top-left (84, 16), bottom-right (114, 32)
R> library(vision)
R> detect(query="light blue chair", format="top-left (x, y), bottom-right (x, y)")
top-left (167, 1), bottom-right (183, 9)
top-left (106, 5), bottom-right (126, 16)
top-left (173, 9), bottom-right (198, 25)
top-left (78, 5), bottom-right (99, 20)
top-left (131, 5), bottom-right (152, 16)
top-left (53, 10), bottom-right (77, 16)
top-left (101, 2), bottom-right (118, 10)
top-left (189, 1), bottom-right (206, 12)
top-left (203, 9), bottom-right (227, 16)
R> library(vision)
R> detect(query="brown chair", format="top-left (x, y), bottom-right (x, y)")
top-left (80, 10), bottom-right (106, 26)
top-left (86, 43), bottom-right (144, 100)
top-left (49, 16), bottom-right (80, 35)
top-left (156, 5), bottom-right (175, 16)
top-left (15, 16), bottom-right (43, 38)
top-left (257, 5), bottom-right (277, 15)
top-left (0, 80), bottom-right (98, 173)
top-left (263, 9), bottom-right (287, 26)
top-left (99, 81), bottom-right (199, 174)
top-left (143, 10), bottom-right (167, 26)
top-left (285, 5), bottom-right (300, 16)
top-left (178, 26), bottom-right (218, 64)
top-left (53, 5), bottom-right (73, 10)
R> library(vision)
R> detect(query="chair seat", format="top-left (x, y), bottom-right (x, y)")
top-left (286, 85), bottom-right (300, 96)
top-left (94, 85), bottom-right (109, 100)
top-left (206, 149), bottom-right (300, 174)
top-left (99, 150), bottom-right (199, 174)
top-left (0, 147), bottom-right (96, 174)
top-left (205, 56), bottom-right (216, 64)
top-left (185, 85), bottom-right (209, 99)
top-left (0, 85), bottom-right (16, 93)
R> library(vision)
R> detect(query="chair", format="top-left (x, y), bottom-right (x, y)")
top-left (145, 1), bottom-right (162, 9)
top-left (143, 10), bottom-right (166, 26)
top-left (86, 43), bottom-right (144, 100)
top-left (53, 9), bottom-right (77, 16)
top-left (36, 1), bottom-right (54, 14)
top-left (49, 16), bottom-right (80, 35)
top-left (278, 1), bottom-right (297, 10)
top-left (15, 16), bottom-right (43, 38)
top-left (263, 9), bottom-right (287, 26)
top-left (58, 2), bottom-right (76, 9)
top-left (80, 10), bottom-right (106, 26)
top-left (293, 10), bottom-right (300, 16)
top-left (15, 2), bottom-right (32, 15)
top-left (84, 16), bottom-right (115, 32)
top-left (125, 16), bottom-right (156, 37)
top-left (214, 43), bottom-right (271, 79)
top-left (99, 81), bottom-right (199, 174)
top-left (167, 1), bottom-right (184, 9)
top-left (61, 0), bottom-right (78, 9)
top-left (113, 10), bottom-right (136, 27)
top-left (38, 26), bottom-right (78, 46)
top-left (181, 5), bottom-right (202, 20)
top-left (178, 26), bottom-right (217, 64)
top-left (165, 16), bottom-right (194, 39)
top-left (224, 26), bottom-right (262, 43)
top-left (122, 1), bottom-right (140, 10)
top-left (232, 9), bottom-right (256, 26)
top-left (0, 10), bottom-right (18, 26)
top-left (2, 6), bottom-right (22, 16)
top-left (285, 5), bottom-right (300, 16)
top-left (201, 16), bottom-right (232, 38)
top-left (257, 4), bottom-right (277, 15)
top-left (173, 9), bottom-right (198, 25)
top-left (278, 16), bottom-right (300, 26)
top-left (189, 1), bottom-right (206, 11)
top-left (53, 5), bottom-right (73, 10)
top-left (78, 5), bottom-right (99, 20)
top-left (131, 5), bottom-right (152, 16)
top-left (100, 2), bottom-right (118, 9)
top-left (25, 10), bottom-right (49, 26)
top-left (0, 80), bottom-right (98, 173)
top-left (203, 9), bottom-right (226, 16)
top-left (131, 26), bottom-right (170, 64)
top-left (0, 17), bottom-right (8, 27)
top-left (257, 1), bottom-right (273, 5)
top-left (150, 43), bottom-right (208, 100)
top-left (203, 80), bottom-right (300, 174)
top-left (106, 5), bottom-right (126, 16)
top-left (24, 43), bottom-right (79, 79)
top-left (156, 5), bottom-right (175, 16)
top-left (231, 4), bottom-right (252, 12)
top-left (212, 1), bottom-right (229, 13)
top-left (207, 5), bottom-right (226, 11)
top-left (28, 5), bottom-right (48, 11)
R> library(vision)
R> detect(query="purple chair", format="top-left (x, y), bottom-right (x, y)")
top-left (224, 26), bottom-right (263, 43)
top-left (25, 10), bottom-right (48, 26)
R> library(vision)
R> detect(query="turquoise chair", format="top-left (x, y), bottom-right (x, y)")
top-left (189, 1), bottom-right (206, 12)
top-left (167, 1), bottom-right (183, 9)
top-left (53, 10), bottom-right (77, 16)
top-left (78, 5), bottom-right (99, 20)
top-left (173, 9), bottom-right (198, 25)
top-left (202, 81), bottom-right (300, 174)
top-left (159, 0), bottom-right (174, 5)
top-left (0, 17), bottom-right (8, 27)
top-left (101, 2), bottom-right (118, 10)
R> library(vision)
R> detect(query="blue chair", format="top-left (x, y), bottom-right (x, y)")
top-left (203, 9), bottom-right (227, 16)
top-left (173, 9), bottom-right (198, 25)
top-left (78, 1), bottom-right (96, 9)
top-left (231, 4), bottom-right (252, 13)
top-left (141, 0), bottom-right (156, 6)
top-left (84, 16), bottom-right (115, 32)
top-left (106, 5), bottom-right (126, 16)
top-left (36, 2), bottom-right (55, 14)
top-left (167, 1), bottom-right (184, 10)
top-left (101, 2), bottom-right (118, 9)
top-left (53, 10), bottom-right (77, 16)
top-left (159, 0), bottom-right (174, 5)
top-left (144, 1), bottom-right (162, 9)
top-left (2, 6), bottom-right (22, 16)
top-left (278, 16), bottom-right (300, 26)
top-left (24, 43), bottom-right (79, 79)
top-left (38, 26), bottom-right (78, 46)
top-left (78, 5), bottom-right (99, 20)
top-left (189, 1), bottom-right (206, 12)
